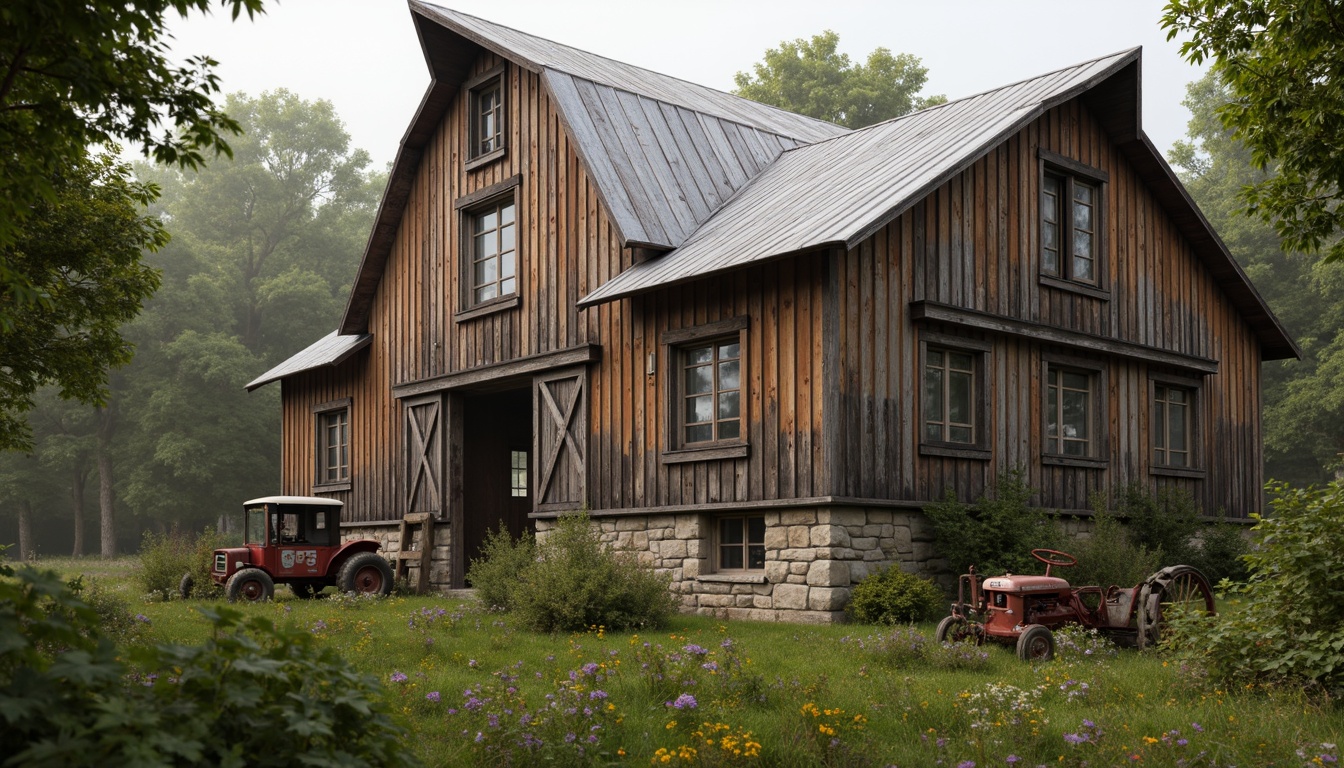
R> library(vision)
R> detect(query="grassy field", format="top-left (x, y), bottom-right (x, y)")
top-left (32, 556), bottom-right (1344, 767)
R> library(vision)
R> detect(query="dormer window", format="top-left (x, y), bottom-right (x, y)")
top-left (467, 67), bottom-right (506, 167)
top-left (1038, 149), bottom-right (1108, 297)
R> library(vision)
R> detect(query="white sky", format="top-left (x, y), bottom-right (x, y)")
top-left (167, 0), bottom-right (1205, 169)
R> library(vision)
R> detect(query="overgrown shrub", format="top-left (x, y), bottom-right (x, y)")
top-left (466, 525), bottom-right (536, 610)
top-left (137, 526), bottom-right (228, 600)
top-left (67, 576), bottom-right (149, 645)
top-left (925, 468), bottom-right (1062, 576)
top-left (846, 565), bottom-right (945, 625)
top-left (1164, 480), bottom-right (1344, 693)
top-left (1069, 494), bottom-right (1161, 588)
top-left (1115, 483), bottom-right (1200, 564)
top-left (0, 563), bottom-right (417, 767)
top-left (1192, 512), bottom-right (1251, 583)
top-left (469, 512), bottom-right (678, 633)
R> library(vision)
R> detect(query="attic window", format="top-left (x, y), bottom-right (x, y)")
top-left (467, 67), bottom-right (506, 166)
top-left (1038, 149), bottom-right (1108, 297)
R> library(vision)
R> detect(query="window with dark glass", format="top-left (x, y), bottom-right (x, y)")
top-left (680, 338), bottom-right (741, 446)
top-left (1153, 384), bottom-right (1192, 467)
top-left (924, 347), bottom-right (976, 444)
top-left (719, 516), bottom-right (765, 571)
top-left (469, 75), bottom-right (504, 160)
top-left (1042, 171), bottom-right (1099, 285)
top-left (317, 406), bottom-right (349, 484)
top-left (1046, 365), bottom-right (1093, 457)
top-left (469, 198), bottom-right (517, 305)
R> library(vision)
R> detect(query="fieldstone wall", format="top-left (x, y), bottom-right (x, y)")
top-left (341, 523), bottom-right (454, 590)
top-left (536, 506), bottom-right (950, 624)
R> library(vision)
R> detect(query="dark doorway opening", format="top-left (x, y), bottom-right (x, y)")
top-left (462, 387), bottom-right (534, 581)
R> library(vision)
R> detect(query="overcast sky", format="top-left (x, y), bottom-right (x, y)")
top-left (167, 0), bottom-right (1205, 169)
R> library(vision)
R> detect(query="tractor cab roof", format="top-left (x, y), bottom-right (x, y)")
top-left (244, 496), bottom-right (344, 508)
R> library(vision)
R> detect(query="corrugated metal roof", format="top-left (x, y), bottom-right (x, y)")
top-left (246, 331), bottom-right (372, 391)
top-left (580, 50), bottom-right (1136, 306)
top-left (413, 2), bottom-right (847, 145)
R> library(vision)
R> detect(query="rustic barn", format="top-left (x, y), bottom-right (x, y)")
top-left (247, 2), bottom-right (1297, 622)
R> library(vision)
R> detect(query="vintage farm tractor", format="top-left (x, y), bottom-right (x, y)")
top-left (182, 496), bottom-right (394, 602)
top-left (935, 548), bottom-right (1215, 661)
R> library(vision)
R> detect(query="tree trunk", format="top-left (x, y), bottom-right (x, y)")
top-left (70, 469), bottom-right (86, 557)
top-left (98, 406), bottom-right (116, 558)
top-left (17, 500), bottom-right (34, 561)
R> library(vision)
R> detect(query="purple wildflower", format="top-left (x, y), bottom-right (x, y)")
top-left (957, 761), bottom-right (976, 768)
top-left (582, 662), bottom-right (600, 675)
top-left (1006, 756), bottom-right (1021, 765)
top-left (667, 693), bottom-right (698, 710)
top-left (683, 643), bottom-right (708, 655)
top-left (589, 690), bottom-right (608, 700)
top-left (702, 661), bottom-right (719, 672)
top-left (426, 691), bottom-right (440, 703)
top-left (390, 672), bottom-right (408, 684)
top-left (1064, 733), bottom-right (1088, 744)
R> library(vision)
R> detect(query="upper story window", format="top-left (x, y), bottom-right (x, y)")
top-left (466, 67), bottom-right (506, 167)
top-left (919, 332), bottom-right (991, 460)
top-left (1152, 384), bottom-right (1191, 468)
top-left (1045, 363), bottom-right (1099, 459)
top-left (313, 398), bottom-right (352, 489)
top-left (1039, 149), bottom-right (1108, 295)
top-left (454, 175), bottom-right (522, 320)
top-left (660, 317), bottom-right (750, 463)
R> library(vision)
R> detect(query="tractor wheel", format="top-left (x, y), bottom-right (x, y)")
top-left (225, 568), bottom-right (274, 603)
top-left (290, 582), bottom-right (319, 600)
top-left (338, 553), bottom-right (393, 597)
top-left (178, 572), bottom-right (195, 600)
top-left (935, 616), bottom-right (981, 644)
top-left (1137, 565), bottom-right (1216, 650)
top-left (1016, 624), bottom-right (1055, 662)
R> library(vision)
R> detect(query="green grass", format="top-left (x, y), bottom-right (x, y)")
top-left (32, 557), bottom-right (1344, 767)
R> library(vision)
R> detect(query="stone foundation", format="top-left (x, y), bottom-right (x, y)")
top-left (340, 522), bottom-right (454, 590)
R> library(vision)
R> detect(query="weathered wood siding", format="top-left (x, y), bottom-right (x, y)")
top-left (829, 99), bottom-right (1265, 516)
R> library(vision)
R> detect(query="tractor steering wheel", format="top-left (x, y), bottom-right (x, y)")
top-left (1031, 548), bottom-right (1078, 568)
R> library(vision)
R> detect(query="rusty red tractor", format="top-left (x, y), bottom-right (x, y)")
top-left (935, 548), bottom-right (1215, 661)
top-left (183, 496), bottom-right (394, 602)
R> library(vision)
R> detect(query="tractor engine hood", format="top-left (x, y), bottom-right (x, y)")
top-left (983, 575), bottom-right (1071, 593)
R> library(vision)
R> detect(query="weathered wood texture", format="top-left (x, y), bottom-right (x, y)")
top-left (828, 100), bottom-right (1264, 515)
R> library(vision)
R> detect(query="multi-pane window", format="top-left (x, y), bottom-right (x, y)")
top-left (318, 407), bottom-right (349, 484)
top-left (510, 450), bottom-right (528, 497)
top-left (470, 76), bottom-right (504, 159)
top-left (1045, 366), bottom-right (1093, 456)
top-left (719, 516), bottom-right (765, 571)
top-left (681, 339), bottom-right (742, 445)
top-left (470, 199), bottom-right (517, 304)
top-left (924, 347), bottom-right (976, 444)
top-left (1041, 170), bottom-right (1100, 285)
top-left (1153, 385), bottom-right (1192, 467)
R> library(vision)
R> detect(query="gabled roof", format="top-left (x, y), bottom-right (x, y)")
top-left (245, 331), bottom-right (371, 391)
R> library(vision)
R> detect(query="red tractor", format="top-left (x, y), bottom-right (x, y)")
top-left (935, 548), bottom-right (1215, 661)
top-left (187, 496), bottom-right (394, 602)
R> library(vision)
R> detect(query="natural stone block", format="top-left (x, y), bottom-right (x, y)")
top-left (779, 548), bottom-right (816, 562)
top-left (807, 560), bottom-right (850, 587)
top-left (850, 536), bottom-right (878, 551)
top-left (789, 562), bottom-right (810, 575)
top-left (786, 575), bottom-right (807, 583)
top-left (808, 587), bottom-right (851, 611)
top-left (788, 526), bottom-right (811, 547)
top-left (699, 594), bottom-right (732, 608)
top-left (698, 582), bottom-right (731, 595)
top-left (764, 526), bottom-right (790, 551)
top-left (682, 558), bottom-right (704, 578)
top-left (773, 583), bottom-right (809, 610)
top-left (892, 525), bottom-right (914, 553)
top-left (780, 510), bottom-right (817, 525)
top-left (765, 561), bottom-right (790, 583)
top-left (810, 525), bottom-right (851, 548)
top-left (674, 516), bottom-right (700, 539)
top-left (753, 594), bottom-right (773, 609)
top-left (825, 509), bottom-right (867, 527)
top-left (735, 595), bottom-right (755, 608)
top-left (659, 539), bottom-right (688, 559)
top-left (649, 515), bottom-right (676, 530)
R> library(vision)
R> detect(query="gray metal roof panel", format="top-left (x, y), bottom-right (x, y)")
top-left (245, 331), bottom-right (372, 391)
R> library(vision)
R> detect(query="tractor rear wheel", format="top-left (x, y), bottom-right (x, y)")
top-left (1137, 565), bottom-right (1216, 649)
top-left (1016, 624), bottom-right (1055, 662)
top-left (935, 616), bottom-right (981, 644)
top-left (226, 568), bottom-right (274, 602)
top-left (338, 553), bottom-right (393, 597)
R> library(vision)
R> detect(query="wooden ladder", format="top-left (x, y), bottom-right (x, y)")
top-left (395, 512), bottom-right (435, 594)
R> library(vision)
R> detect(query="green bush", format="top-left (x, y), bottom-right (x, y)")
top-left (846, 565), bottom-right (945, 624)
top-left (470, 512), bottom-right (678, 633)
top-left (138, 526), bottom-right (227, 600)
top-left (0, 563), bottom-right (417, 767)
top-left (1068, 494), bottom-right (1161, 588)
top-left (1192, 512), bottom-right (1251, 584)
top-left (925, 468), bottom-right (1062, 576)
top-left (67, 576), bottom-right (149, 645)
top-left (1164, 480), bottom-right (1344, 694)
top-left (1115, 483), bottom-right (1200, 564)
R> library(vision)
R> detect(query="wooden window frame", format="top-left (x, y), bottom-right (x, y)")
top-left (455, 176), bottom-right (522, 320)
top-left (1038, 149), bottom-right (1109, 300)
top-left (465, 66), bottom-right (506, 169)
top-left (509, 448), bottom-right (528, 498)
top-left (716, 514), bottom-right (766, 573)
top-left (918, 331), bottom-right (991, 460)
top-left (661, 317), bottom-right (750, 464)
top-left (1041, 354), bottom-right (1108, 468)
top-left (1149, 372), bottom-right (1206, 478)
top-left (312, 398), bottom-right (352, 492)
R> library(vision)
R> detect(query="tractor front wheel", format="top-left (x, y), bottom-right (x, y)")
top-left (338, 553), bottom-right (394, 597)
top-left (1016, 624), bottom-right (1055, 662)
top-left (226, 568), bottom-right (275, 603)
top-left (935, 616), bottom-right (981, 645)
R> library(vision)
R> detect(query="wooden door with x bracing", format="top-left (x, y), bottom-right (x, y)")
top-left (533, 367), bottom-right (587, 509)
top-left (404, 394), bottom-right (444, 518)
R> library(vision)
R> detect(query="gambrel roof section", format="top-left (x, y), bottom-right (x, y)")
top-left (338, 1), bottom-right (844, 335)
top-left (579, 48), bottom-right (1299, 361)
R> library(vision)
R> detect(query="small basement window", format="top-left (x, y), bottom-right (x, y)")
top-left (718, 515), bottom-right (765, 571)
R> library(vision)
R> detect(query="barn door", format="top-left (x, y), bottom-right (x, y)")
top-left (534, 367), bottom-right (587, 508)
top-left (404, 394), bottom-right (444, 516)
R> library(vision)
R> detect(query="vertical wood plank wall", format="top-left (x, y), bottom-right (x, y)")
top-left (829, 100), bottom-right (1265, 516)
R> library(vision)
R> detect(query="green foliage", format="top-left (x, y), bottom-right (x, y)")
top-left (846, 565), bottom-right (945, 625)
top-left (138, 527), bottom-right (227, 600)
top-left (1194, 512), bottom-right (1251, 584)
top-left (1165, 480), bottom-right (1344, 694)
top-left (466, 525), bottom-right (537, 610)
top-left (1163, 1), bottom-right (1344, 263)
top-left (732, 30), bottom-right (944, 128)
top-left (1069, 496), bottom-right (1161, 589)
top-left (1114, 483), bottom-right (1200, 565)
top-left (67, 576), bottom-right (150, 645)
top-left (0, 562), bottom-right (417, 767)
top-left (925, 468), bottom-right (1062, 576)
top-left (470, 513), bottom-right (677, 633)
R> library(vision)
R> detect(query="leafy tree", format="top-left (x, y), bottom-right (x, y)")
top-left (1162, 0), bottom-right (1344, 262)
top-left (0, 154), bottom-right (165, 452)
top-left (733, 30), bottom-right (944, 128)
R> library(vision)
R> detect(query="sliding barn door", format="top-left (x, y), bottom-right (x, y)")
top-left (403, 394), bottom-right (445, 517)
top-left (534, 367), bottom-right (587, 509)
